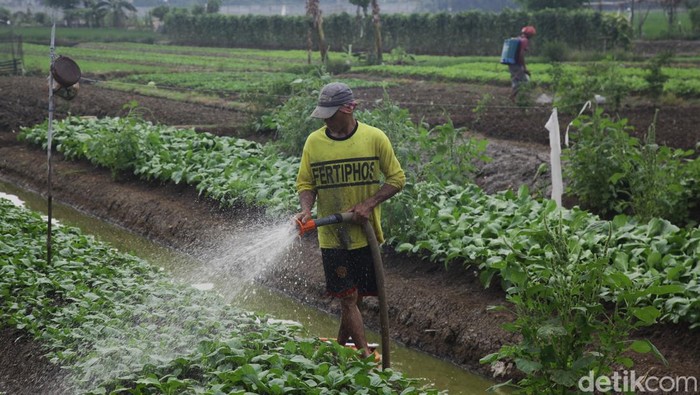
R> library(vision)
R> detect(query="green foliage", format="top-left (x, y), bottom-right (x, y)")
top-left (387, 46), bottom-right (416, 65)
top-left (563, 108), bottom-right (642, 216)
top-left (625, 113), bottom-right (698, 224)
top-left (514, 0), bottom-right (588, 11)
top-left (539, 41), bottom-right (569, 62)
top-left (481, 217), bottom-right (668, 394)
top-left (404, 120), bottom-right (489, 186)
top-left (563, 108), bottom-right (700, 225)
top-left (262, 74), bottom-right (330, 156)
top-left (644, 52), bottom-right (672, 101)
top-left (0, 7), bottom-right (10, 23)
top-left (639, 9), bottom-right (694, 39)
top-left (162, 9), bottom-right (631, 56)
top-left (17, 114), bottom-right (700, 331)
top-left (353, 93), bottom-right (490, 186)
top-left (264, 75), bottom-right (490, 184)
top-left (389, 181), bottom-right (700, 327)
top-left (514, 80), bottom-right (535, 108)
top-left (205, 0), bottom-right (220, 14)
top-left (325, 57), bottom-right (352, 74)
top-left (691, 7), bottom-right (700, 34)
top-left (472, 93), bottom-right (493, 124)
top-left (42, 0), bottom-right (80, 9)
top-left (0, 200), bottom-right (436, 394)
top-left (551, 62), bottom-right (631, 114)
top-left (149, 5), bottom-right (170, 20)
top-left (19, 116), bottom-right (300, 215)
top-left (601, 13), bottom-right (633, 50)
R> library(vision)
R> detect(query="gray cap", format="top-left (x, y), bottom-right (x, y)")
top-left (310, 82), bottom-right (354, 119)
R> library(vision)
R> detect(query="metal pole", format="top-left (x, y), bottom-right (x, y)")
top-left (47, 22), bottom-right (56, 266)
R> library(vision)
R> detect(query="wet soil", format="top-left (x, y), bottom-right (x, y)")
top-left (0, 75), bottom-right (699, 394)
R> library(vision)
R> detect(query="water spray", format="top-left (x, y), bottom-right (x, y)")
top-left (296, 212), bottom-right (391, 369)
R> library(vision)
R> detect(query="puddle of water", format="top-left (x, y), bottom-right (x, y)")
top-left (0, 179), bottom-right (506, 394)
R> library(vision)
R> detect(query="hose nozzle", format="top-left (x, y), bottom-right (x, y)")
top-left (295, 218), bottom-right (318, 236)
top-left (295, 212), bottom-right (353, 236)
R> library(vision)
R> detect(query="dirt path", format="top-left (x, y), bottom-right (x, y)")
top-left (0, 76), bottom-right (699, 394)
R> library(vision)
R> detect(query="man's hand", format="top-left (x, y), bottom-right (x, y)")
top-left (296, 190), bottom-right (316, 225)
top-left (294, 210), bottom-right (313, 224)
top-left (349, 184), bottom-right (401, 223)
top-left (349, 201), bottom-right (373, 223)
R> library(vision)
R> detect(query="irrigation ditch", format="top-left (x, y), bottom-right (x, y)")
top-left (1, 75), bottom-right (699, 393)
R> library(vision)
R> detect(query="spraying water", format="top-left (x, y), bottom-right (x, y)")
top-left (187, 220), bottom-right (301, 297)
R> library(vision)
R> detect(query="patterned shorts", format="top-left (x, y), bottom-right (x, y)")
top-left (321, 246), bottom-right (378, 298)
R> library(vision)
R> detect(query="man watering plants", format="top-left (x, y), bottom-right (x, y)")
top-left (295, 82), bottom-right (405, 359)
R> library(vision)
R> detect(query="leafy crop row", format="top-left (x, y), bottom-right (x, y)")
top-left (388, 183), bottom-right (700, 327)
top-left (19, 116), bottom-right (700, 328)
top-left (20, 116), bottom-right (299, 215)
top-left (0, 198), bottom-right (436, 394)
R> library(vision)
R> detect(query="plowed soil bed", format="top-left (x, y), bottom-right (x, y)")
top-left (0, 76), bottom-right (698, 394)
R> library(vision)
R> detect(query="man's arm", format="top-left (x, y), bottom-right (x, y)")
top-left (296, 189), bottom-right (316, 223)
top-left (350, 183), bottom-right (401, 223)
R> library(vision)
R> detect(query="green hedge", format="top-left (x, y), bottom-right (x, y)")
top-left (163, 9), bottom-right (631, 56)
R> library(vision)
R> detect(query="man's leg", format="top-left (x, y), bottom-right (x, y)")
top-left (338, 289), bottom-right (370, 357)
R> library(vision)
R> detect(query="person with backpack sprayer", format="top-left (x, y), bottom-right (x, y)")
top-left (294, 82), bottom-right (405, 364)
top-left (502, 25), bottom-right (536, 100)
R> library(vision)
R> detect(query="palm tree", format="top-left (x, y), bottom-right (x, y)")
top-left (348, 0), bottom-right (382, 64)
top-left (306, 0), bottom-right (327, 64)
top-left (371, 0), bottom-right (382, 64)
top-left (97, 0), bottom-right (136, 28)
top-left (83, 0), bottom-right (107, 27)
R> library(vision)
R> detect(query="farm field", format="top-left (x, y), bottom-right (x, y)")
top-left (1, 39), bottom-right (699, 393)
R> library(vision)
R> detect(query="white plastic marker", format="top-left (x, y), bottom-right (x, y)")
top-left (545, 107), bottom-right (563, 207)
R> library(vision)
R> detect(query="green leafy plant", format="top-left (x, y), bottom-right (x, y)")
top-left (18, 114), bottom-right (700, 330)
top-left (562, 107), bottom-right (636, 216)
top-left (644, 51), bottom-right (672, 101)
top-left (404, 120), bottom-right (490, 186)
top-left (564, 107), bottom-right (700, 225)
top-left (625, 111), bottom-right (697, 224)
top-left (388, 46), bottom-right (416, 65)
top-left (265, 74), bottom-right (329, 156)
top-left (540, 41), bottom-right (569, 62)
top-left (551, 62), bottom-right (632, 114)
top-left (0, 199), bottom-right (437, 394)
top-left (472, 93), bottom-right (493, 125)
top-left (481, 216), bottom-right (670, 394)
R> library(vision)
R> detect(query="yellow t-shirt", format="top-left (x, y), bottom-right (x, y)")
top-left (296, 121), bottom-right (405, 249)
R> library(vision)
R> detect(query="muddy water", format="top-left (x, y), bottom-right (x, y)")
top-left (0, 180), bottom-right (506, 395)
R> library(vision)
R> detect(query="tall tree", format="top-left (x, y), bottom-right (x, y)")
top-left (42, 0), bottom-right (80, 10)
top-left (96, 0), bottom-right (136, 27)
top-left (305, 0), bottom-right (327, 64)
top-left (350, 0), bottom-right (370, 16)
top-left (83, 0), bottom-right (107, 27)
top-left (206, 0), bottom-right (220, 14)
top-left (371, 0), bottom-right (382, 64)
top-left (349, 0), bottom-right (382, 64)
top-left (660, 0), bottom-right (684, 35)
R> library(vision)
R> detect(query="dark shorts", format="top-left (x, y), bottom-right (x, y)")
top-left (321, 246), bottom-right (378, 298)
